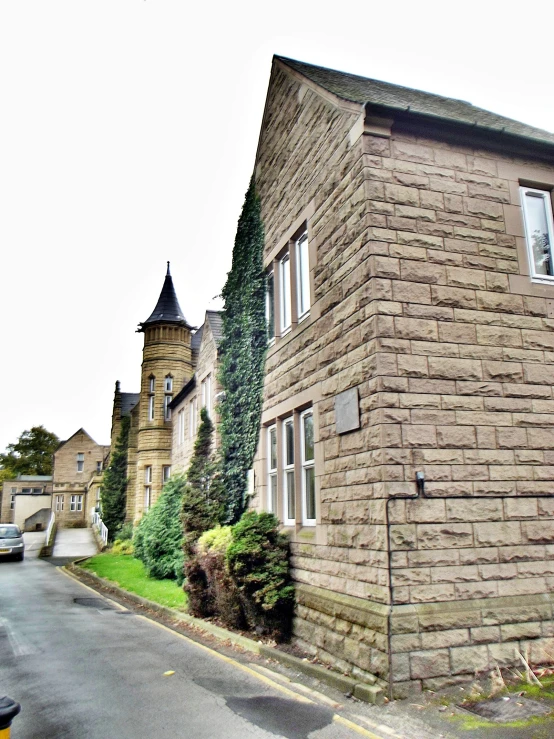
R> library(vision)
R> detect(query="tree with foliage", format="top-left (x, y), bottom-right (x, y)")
top-left (0, 426), bottom-right (59, 477)
top-left (218, 177), bottom-right (267, 523)
top-left (182, 407), bottom-right (224, 558)
top-left (100, 416), bottom-right (130, 541)
top-left (133, 473), bottom-right (186, 583)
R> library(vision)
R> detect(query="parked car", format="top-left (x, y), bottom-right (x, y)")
top-left (0, 524), bottom-right (25, 561)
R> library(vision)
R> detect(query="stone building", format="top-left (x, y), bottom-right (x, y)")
top-left (250, 55), bottom-right (554, 695)
top-left (111, 265), bottom-right (221, 523)
top-left (52, 428), bottom-right (109, 527)
top-left (0, 475), bottom-right (52, 528)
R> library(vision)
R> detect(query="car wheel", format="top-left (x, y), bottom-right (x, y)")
top-left (16, 553), bottom-right (24, 561)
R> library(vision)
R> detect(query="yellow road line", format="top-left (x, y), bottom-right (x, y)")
top-left (60, 566), bottom-right (393, 739)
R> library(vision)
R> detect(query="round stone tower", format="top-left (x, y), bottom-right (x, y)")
top-left (134, 262), bottom-right (193, 518)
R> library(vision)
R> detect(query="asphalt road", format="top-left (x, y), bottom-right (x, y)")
top-left (0, 553), bottom-right (378, 739)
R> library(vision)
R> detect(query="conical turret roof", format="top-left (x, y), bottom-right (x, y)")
top-left (138, 263), bottom-right (192, 331)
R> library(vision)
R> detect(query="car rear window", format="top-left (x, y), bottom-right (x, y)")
top-left (0, 525), bottom-right (21, 538)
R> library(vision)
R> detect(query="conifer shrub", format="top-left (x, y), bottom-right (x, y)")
top-left (227, 511), bottom-right (294, 640)
top-left (195, 526), bottom-right (244, 628)
top-left (133, 473), bottom-right (186, 583)
top-left (101, 416), bottom-right (130, 541)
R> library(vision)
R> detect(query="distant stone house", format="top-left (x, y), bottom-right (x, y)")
top-left (250, 56), bottom-right (554, 695)
top-left (52, 428), bottom-right (109, 527)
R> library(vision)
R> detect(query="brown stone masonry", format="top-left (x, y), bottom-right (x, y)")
top-left (253, 57), bottom-right (554, 694)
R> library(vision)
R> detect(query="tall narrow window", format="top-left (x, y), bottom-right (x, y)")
top-left (164, 394), bottom-right (172, 421)
top-left (521, 187), bottom-right (554, 280)
top-left (149, 376), bottom-right (155, 393)
top-left (163, 465), bottom-right (171, 483)
top-left (165, 375), bottom-right (173, 392)
top-left (295, 231), bottom-right (310, 319)
top-left (301, 410), bottom-right (315, 525)
top-left (201, 375), bottom-right (212, 416)
top-left (10, 495), bottom-right (15, 510)
top-left (55, 495), bottom-right (64, 512)
top-left (178, 409), bottom-right (185, 444)
top-left (189, 397), bottom-right (197, 437)
top-left (96, 461), bottom-right (102, 474)
top-left (267, 425), bottom-right (277, 515)
top-left (144, 466), bottom-right (152, 510)
top-left (148, 394), bottom-right (155, 421)
top-left (280, 253), bottom-right (291, 333)
top-left (76, 453), bottom-right (84, 473)
top-left (266, 269), bottom-right (275, 342)
top-left (283, 417), bottom-right (295, 525)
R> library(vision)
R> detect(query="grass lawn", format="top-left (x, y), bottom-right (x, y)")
top-left (80, 553), bottom-right (187, 610)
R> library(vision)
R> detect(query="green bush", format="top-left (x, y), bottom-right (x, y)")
top-left (197, 526), bottom-right (232, 556)
top-left (227, 511), bottom-right (294, 639)
top-left (133, 473), bottom-right (186, 583)
top-left (117, 522), bottom-right (134, 542)
top-left (112, 539), bottom-right (134, 555)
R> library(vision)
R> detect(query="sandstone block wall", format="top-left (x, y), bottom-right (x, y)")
top-left (254, 58), bottom-right (554, 691)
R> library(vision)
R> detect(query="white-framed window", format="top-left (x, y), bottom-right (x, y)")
top-left (521, 186), bottom-right (554, 281)
top-left (267, 425), bottom-right (277, 515)
top-left (301, 410), bottom-right (315, 525)
top-left (10, 495), bottom-right (15, 510)
top-left (76, 453), bottom-right (84, 473)
top-left (165, 375), bottom-right (173, 392)
top-left (295, 231), bottom-right (310, 320)
top-left (266, 268), bottom-right (275, 342)
top-left (280, 252), bottom-right (292, 334)
top-left (10, 487), bottom-right (16, 494)
top-left (149, 376), bottom-right (155, 393)
top-left (178, 409), bottom-right (185, 444)
top-left (148, 394), bottom-right (155, 421)
top-left (145, 466), bottom-right (152, 484)
top-left (164, 395), bottom-right (172, 421)
top-left (144, 487), bottom-right (151, 510)
top-left (201, 375), bottom-right (212, 416)
top-left (55, 495), bottom-right (64, 512)
top-left (189, 397), bottom-right (197, 437)
top-left (70, 495), bottom-right (83, 512)
top-left (163, 465), bottom-right (171, 483)
top-left (96, 487), bottom-right (101, 505)
top-left (96, 461), bottom-right (102, 473)
top-left (283, 417), bottom-right (295, 525)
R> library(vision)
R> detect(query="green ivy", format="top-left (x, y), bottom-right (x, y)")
top-left (218, 177), bottom-right (267, 523)
top-left (100, 416), bottom-right (130, 541)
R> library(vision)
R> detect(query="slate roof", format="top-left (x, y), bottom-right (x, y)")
top-left (169, 374), bottom-right (196, 409)
top-left (206, 311), bottom-right (223, 345)
top-left (277, 56), bottom-right (554, 148)
top-left (140, 262), bottom-right (191, 330)
top-left (191, 324), bottom-right (204, 353)
top-left (16, 475), bottom-right (53, 481)
top-left (121, 393), bottom-right (140, 417)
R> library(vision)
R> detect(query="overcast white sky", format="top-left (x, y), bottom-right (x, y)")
top-left (1, 0), bottom-right (554, 453)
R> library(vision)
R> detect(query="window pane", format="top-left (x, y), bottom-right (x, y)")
top-left (270, 427), bottom-right (277, 469)
top-left (305, 467), bottom-right (315, 520)
top-left (525, 191), bottom-right (553, 276)
top-left (286, 470), bottom-right (295, 519)
top-left (270, 474), bottom-right (277, 513)
top-left (296, 233), bottom-right (310, 317)
top-left (285, 420), bottom-right (294, 466)
top-left (266, 271), bottom-right (275, 339)
top-left (303, 413), bottom-right (314, 461)
top-left (280, 254), bottom-right (291, 330)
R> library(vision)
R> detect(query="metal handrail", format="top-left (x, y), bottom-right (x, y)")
top-left (45, 512), bottom-right (55, 546)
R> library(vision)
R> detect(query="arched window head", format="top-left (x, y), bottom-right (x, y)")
top-left (149, 375), bottom-right (155, 393)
